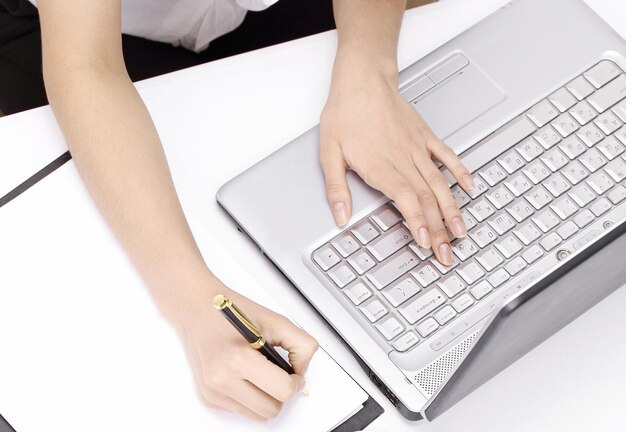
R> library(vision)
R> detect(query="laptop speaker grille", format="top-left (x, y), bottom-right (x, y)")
top-left (413, 331), bottom-right (479, 397)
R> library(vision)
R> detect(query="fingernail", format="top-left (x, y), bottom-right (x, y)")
top-left (439, 243), bottom-right (454, 266)
top-left (302, 386), bottom-right (310, 397)
top-left (450, 217), bottom-right (467, 238)
top-left (418, 227), bottom-right (431, 249)
top-left (462, 174), bottom-right (475, 191)
top-left (333, 202), bottom-right (348, 227)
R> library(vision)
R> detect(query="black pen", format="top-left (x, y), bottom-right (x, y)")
top-left (212, 294), bottom-right (309, 395)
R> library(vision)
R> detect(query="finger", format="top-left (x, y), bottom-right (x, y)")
top-left (319, 137), bottom-right (353, 227)
top-left (374, 169), bottom-right (430, 249)
top-left (223, 378), bottom-right (283, 420)
top-left (396, 160), bottom-right (454, 266)
top-left (243, 350), bottom-right (305, 402)
top-left (427, 134), bottom-right (475, 191)
top-left (263, 317), bottom-right (319, 375)
top-left (412, 147), bottom-right (467, 240)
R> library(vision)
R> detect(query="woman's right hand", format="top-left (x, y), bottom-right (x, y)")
top-left (173, 279), bottom-right (319, 421)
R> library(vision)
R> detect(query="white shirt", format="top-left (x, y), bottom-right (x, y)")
top-left (28, 0), bottom-right (279, 52)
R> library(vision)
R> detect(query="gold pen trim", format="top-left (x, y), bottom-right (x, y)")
top-left (212, 294), bottom-right (263, 340)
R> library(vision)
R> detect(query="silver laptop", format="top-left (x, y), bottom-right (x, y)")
top-left (217, 0), bottom-right (626, 420)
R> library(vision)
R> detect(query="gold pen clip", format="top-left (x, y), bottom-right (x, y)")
top-left (213, 294), bottom-right (265, 348)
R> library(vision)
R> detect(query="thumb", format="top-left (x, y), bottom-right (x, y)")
top-left (265, 317), bottom-right (319, 375)
top-left (319, 139), bottom-right (353, 227)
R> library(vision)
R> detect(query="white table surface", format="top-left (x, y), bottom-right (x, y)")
top-left (1, 0), bottom-right (626, 430)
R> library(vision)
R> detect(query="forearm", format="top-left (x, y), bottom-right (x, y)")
top-left (44, 66), bottom-right (215, 324)
top-left (332, 0), bottom-right (406, 82)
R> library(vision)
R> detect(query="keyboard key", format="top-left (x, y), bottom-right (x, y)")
top-left (456, 261), bottom-right (485, 285)
top-left (438, 274), bottom-right (466, 298)
top-left (332, 233), bottom-right (360, 257)
top-left (561, 161), bottom-right (589, 184)
top-left (567, 75), bottom-right (595, 100)
top-left (451, 185), bottom-right (472, 208)
top-left (495, 235), bottom-right (523, 259)
top-left (344, 281), bottom-right (373, 305)
top-left (577, 124), bottom-right (605, 147)
top-left (584, 60), bottom-right (622, 88)
top-left (613, 99), bottom-right (626, 122)
top-left (608, 185), bottom-right (626, 204)
top-left (534, 125), bottom-right (562, 149)
top-left (348, 250), bottom-right (376, 274)
top-left (594, 111), bottom-right (622, 135)
top-left (470, 280), bottom-right (494, 299)
top-left (466, 175), bottom-right (489, 199)
top-left (587, 171), bottom-right (614, 195)
top-left (488, 269), bottom-right (511, 288)
top-left (328, 263), bottom-right (357, 288)
top-left (549, 87), bottom-right (577, 112)
top-left (541, 148), bottom-right (569, 171)
top-left (351, 221), bottom-right (380, 244)
top-left (476, 248), bottom-right (504, 271)
top-left (399, 288), bottom-right (446, 324)
top-left (569, 183), bottom-right (597, 207)
top-left (522, 244), bottom-right (544, 264)
top-left (467, 198), bottom-right (496, 222)
top-left (525, 185), bottom-right (554, 209)
top-left (505, 256), bottom-right (527, 276)
top-left (367, 225), bottom-right (412, 261)
top-left (430, 256), bottom-right (460, 275)
top-left (451, 238), bottom-right (479, 261)
top-left (574, 209), bottom-right (595, 228)
top-left (452, 293), bottom-right (475, 313)
top-left (498, 150), bottom-right (526, 174)
top-left (543, 173), bottom-right (571, 197)
top-left (615, 126), bottom-right (626, 145)
top-left (486, 186), bottom-right (514, 209)
top-left (596, 135), bottom-right (625, 160)
top-left (556, 221), bottom-right (579, 239)
top-left (460, 209), bottom-right (478, 230)
top-left (559, 136), bottom-right (588, 159)
top-left (469, 224), bottom-right (498, 247)
top-left (513, 221), bottom-right (542, 245)
top-left (417, 318), bottom-right (440, 338)
top-left (551, 196), bottom-right (579, 219)
top-left (587, 74), bottom-right (626, 112)
top-left (372, 205), bottom-right (402, 230)
top-left (507, 199), bottom-right (535, 222)
top-left (551, 113), bottom-right (579, 137)
top-left (375, 316), bottom-right (405, 340)
top-left (411, 263), bottom-right (441, 287)
top-left (392, 331), bottom-right (420, 352)
top-left (383, 277), bottom-right (421, 307)
top-left (579, 148), bottom-right (608, 172)
top-left (527, 99), bottom-right (559, 127)
top-left (517, 138), bottom-right (544, 161)
top-left (479, 163), bottom-right (507, 186)
top-left (540, 232), bottom-right (563, 251)
top-left (314, 246), bottom-right (341, 270)
top-left (569, 100), bottom-right (598, 125)
top-left (532, 208), bottom-right (561, 232)
top-left (366, 250), bottom-right (419, 289)
top-left (605, 157), bottom-right (626, 182)
top-left (360, 298), bottom-right (388, 323)
top-left (590, 197), bottom-right (612, 217)
top-left (504, 173), bottom-right (533, 196)
top-left (487, 211), bottom-right (516, 235)
top-left (408, 242), bottom-right (433, 260)
top-left (524, 160), bottom-right (551, 183)
top-left (434, 305), bottom-right (457, 326)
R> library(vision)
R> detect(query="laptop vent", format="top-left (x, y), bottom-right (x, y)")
top-left (412, 331), bottom-right (479, 397)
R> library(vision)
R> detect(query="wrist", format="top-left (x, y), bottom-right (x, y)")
top-left (334, 45), bottom-right (399, 87)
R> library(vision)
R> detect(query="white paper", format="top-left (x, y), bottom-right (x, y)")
top-left (0, 162), bottom-right (367, 432)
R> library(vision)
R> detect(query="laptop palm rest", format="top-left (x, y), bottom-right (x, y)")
top-left (411, 62), bottom-right (506, 147)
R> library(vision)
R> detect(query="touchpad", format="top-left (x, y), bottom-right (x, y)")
top-left (411, 62), bottom-right (505, 142)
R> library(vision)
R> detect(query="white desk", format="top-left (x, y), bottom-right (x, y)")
top-left (1, 0), bottom-right (626, 430)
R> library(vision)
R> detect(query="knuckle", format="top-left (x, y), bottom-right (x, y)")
top-left (416, 190), bottom-right (436, 206)
top-left (427, 172), bottom-right (448, 189)
top-left (277, 383), bottom-right (296, 402)
top-left (325, 180), bottom-right (345, 196)
top-left (430, 226), bottom-right (449, 241)
top-left (265, 401), bottom-right (283, 419)
top-left (205, 371), bottom-right (227, 390)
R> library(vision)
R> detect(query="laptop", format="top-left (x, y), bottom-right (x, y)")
top-left (217, 0), bottom-right (626, 420)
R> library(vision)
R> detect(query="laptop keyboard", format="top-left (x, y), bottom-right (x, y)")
top-left (312, 60), bottom-right (626, 353)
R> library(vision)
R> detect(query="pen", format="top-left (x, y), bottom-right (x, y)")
top-left (212, 294), bottom-right (309, 395)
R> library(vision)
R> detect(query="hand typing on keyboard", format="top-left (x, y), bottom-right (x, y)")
top-left (319, 55), bottom-right (474, 266)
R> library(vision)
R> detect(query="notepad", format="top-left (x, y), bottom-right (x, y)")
top-left (0, 162), bottom-right (368, 432)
